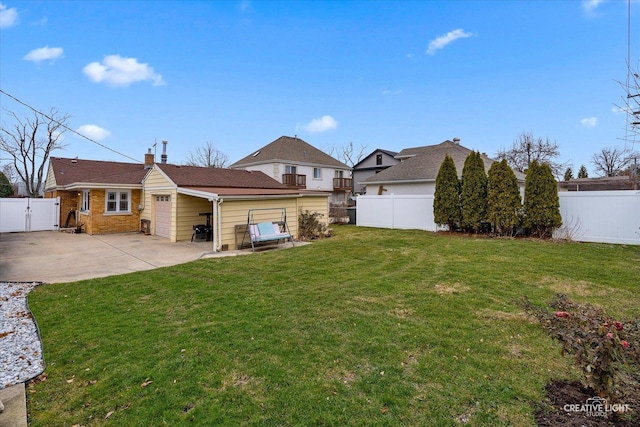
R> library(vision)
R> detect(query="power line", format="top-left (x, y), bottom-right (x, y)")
top-left (0, 89), bottom-right (142, 163)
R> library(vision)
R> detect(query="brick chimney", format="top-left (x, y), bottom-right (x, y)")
top-left (144, 148), bottom-right (155, 168)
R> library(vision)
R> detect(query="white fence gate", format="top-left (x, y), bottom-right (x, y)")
top-left (0, 197), bottom-right (60, 233)
top-left (356, 191), bottom-right (640, 245)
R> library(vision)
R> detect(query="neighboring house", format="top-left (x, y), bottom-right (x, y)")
top-left (352, 148), bottom-right (399, 195)
top-left (559, 176), bottom-right (639, 191)
top-left (44, 152), bottom-right (329, 250)
top-left (361, 138), bottom-right (525, 196)
top-left (229, 135), bottom-right (352, 205)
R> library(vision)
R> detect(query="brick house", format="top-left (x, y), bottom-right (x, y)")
top-left (44, 157), bottom-right (147, 234)
top-left (44, 152), bottom-right (329, 250)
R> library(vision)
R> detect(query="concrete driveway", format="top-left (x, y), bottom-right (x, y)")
top-left (0, 231), bottom-right (240, 283)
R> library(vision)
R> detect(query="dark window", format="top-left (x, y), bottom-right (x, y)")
top-left (376, 154), bottom-right (383, 165)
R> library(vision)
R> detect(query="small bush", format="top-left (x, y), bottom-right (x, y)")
top-left (522, 294), bottom-right (639, 398)
top-left (298, 209), bottom-right (330, 241)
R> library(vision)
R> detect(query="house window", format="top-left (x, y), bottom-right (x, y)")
top-left (105, 190), bottom-right (130, 213)
top-left (81, 190), bottom-right (90, 211)
top-left (313, 167), bottom-right (322, 179)
top-left (376, 154), bottom-right (383, 165)
top-left (285, 165), bottom-right (297, 175)
top-left (335, 170), bottom-right (344, 178)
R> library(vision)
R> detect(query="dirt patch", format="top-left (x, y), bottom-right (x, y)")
top-left (433, 282), bottom-right (470, 295)
top-left (537, 277), bottom-right (606, 297)
top-left (534, 380), bottom-right (639, 426)
top-left (476, 308), bottom-right (531, 322)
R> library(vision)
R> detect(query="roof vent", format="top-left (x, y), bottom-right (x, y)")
top-left (71, 157), bottom-right (78, 163)
top-left (252, 150), bottom-right (261, 157)
top-left (453, 137), bottom-right (460, 145)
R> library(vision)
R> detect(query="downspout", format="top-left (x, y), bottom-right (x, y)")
top-left (211, 198), bottom-right (217, 253)
top-left (217, 198), bottom-right (224, 251)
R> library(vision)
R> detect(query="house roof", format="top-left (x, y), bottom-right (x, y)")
top-left (156, 164), bottom-right (289, 189)
top-left (46, 157), bottom-right (147, 189)
top-left (353, 148), bottom-right (399, 169)
top-left (229, 135), bottom-right (349, 169)
top-left (362, 140), bottom-right (525, 184)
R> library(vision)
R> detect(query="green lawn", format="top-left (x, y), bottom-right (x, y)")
top-left (27, 227), bottom-right (640, 426)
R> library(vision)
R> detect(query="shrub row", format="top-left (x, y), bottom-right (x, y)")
top-left (434, 153), bottom-right (562, 237)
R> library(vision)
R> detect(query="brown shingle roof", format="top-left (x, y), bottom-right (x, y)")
top-left (47, 157), bottom-right (146, 188)
top-left (156, 164), bottom-right (288, 189)
top-left (230, 135), bottom-right (349, 169)
top-left (363, 140), bottom-right (525, 183)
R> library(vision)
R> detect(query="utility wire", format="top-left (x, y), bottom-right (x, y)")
top-left (0, 88), bottom-right (142, 163)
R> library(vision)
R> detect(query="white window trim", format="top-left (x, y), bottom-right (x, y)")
top-left (105, 190), bottom-right (131, 214)
top-left (81, 189), bottom-right (90, 212)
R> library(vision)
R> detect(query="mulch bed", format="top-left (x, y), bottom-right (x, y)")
top-left (535, 380), bottom-right (639, 427)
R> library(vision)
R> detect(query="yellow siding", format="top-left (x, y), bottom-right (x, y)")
top-left (43, 164), bottom-right (57, 191)
top-left (176, 195), bottom-right (213, 241)
top-left (219, 199), bottom-right (298, 248)
top-left (142, 168), bottom-right (178, 241)
top-left (297, 195), bottom-right (330, 227)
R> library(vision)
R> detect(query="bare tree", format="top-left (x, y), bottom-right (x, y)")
top-left (591, 146), bottom-right (638, 177)
top-left (185, 141), bottom-right (229, 168)
top-left (0, 108), bottom-right (68, 197)
top-left (495, 132), bottom-right (568, 178)
top-left (327, 141), bottom-right (368, 168)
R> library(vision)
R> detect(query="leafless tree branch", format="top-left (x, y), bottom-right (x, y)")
top-left (0, 108), bottom-right (68, 197)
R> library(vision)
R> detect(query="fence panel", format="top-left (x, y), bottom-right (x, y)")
top-left (356, 195), bottom-right (436, 231)
top-left (357, 191), bottom-right (640, 245)
top-left (0, 198), bottom-right (60, 232)
top-left (556, 191), bottom-right (640, 244)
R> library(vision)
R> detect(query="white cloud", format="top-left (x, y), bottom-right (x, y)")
top-left (31, 16), bottom-right (48, 26)
top-left (0, 3), bottom-right (18, 29)
top-left (582, 0), bottom-right (606, 13)
top-left (76, 124), bottom-right (111, 141)
top-left (426, 29), bottom-right (475, 55)
top-left (382, 89), bottom-right (403, 96)
top-left (83, 55), bottom-right (165, 87)
top-left (304, 115), bottom-right (338, 133)
top-left (581, 117), bottom-right (598, 128)
top-left (23, 46), bottom-right (63, 63)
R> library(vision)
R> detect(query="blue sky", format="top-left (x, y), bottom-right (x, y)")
top-left (1, 0), bottom-right (639, 176)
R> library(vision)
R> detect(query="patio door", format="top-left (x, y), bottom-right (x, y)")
top-left (154, 195), bottom-right (171, 238)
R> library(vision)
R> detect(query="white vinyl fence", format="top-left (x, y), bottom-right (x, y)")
top-left (555, 191), bottom-right (640, 245)
top-left (356, 191), bottom-right (640, 245)
top-left (0, 197), bottom-right (60, 233)
top-left (356, 195), bottom-right (437, 232)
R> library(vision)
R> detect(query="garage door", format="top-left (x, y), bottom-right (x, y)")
top-left (154, 195), bottom-right (171, 238)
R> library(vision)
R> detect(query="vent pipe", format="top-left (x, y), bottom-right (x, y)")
top-left (453, 137), bottom-right (460, 145)
top-left (161, 140), bottom-right (168, 164)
